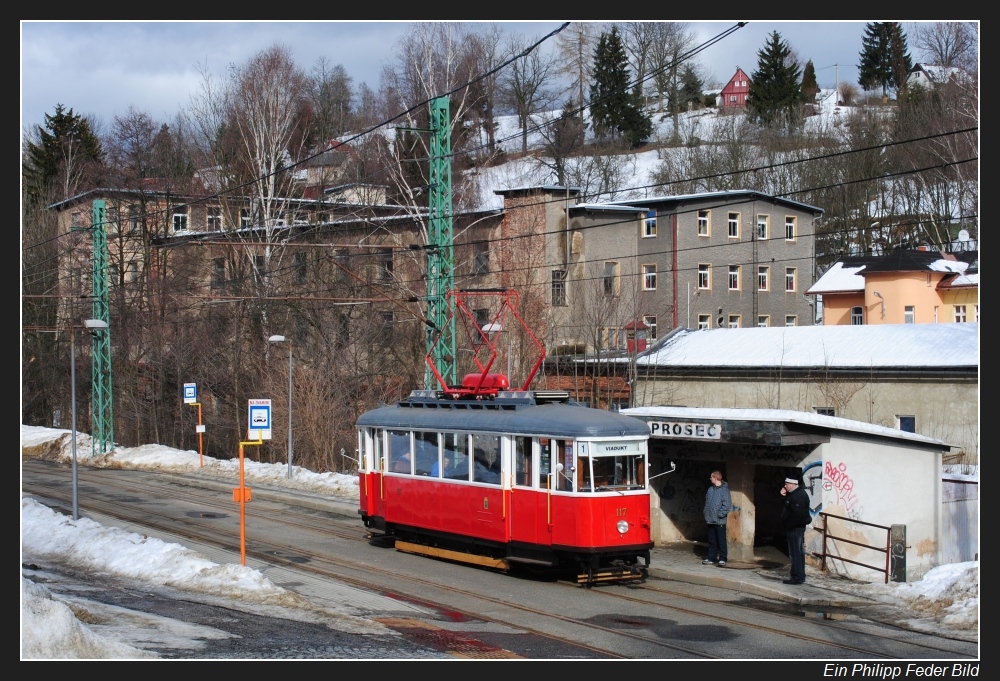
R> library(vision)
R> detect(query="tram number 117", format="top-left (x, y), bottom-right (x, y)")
top-left (616, 508), bottom-right (628, 517)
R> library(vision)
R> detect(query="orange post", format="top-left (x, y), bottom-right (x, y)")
top-left (188, 402), bottom-right (205, 467)
top-left (235, 432), bottom-right (263, 566)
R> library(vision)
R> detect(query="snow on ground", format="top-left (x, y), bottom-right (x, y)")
top-left (21, 425), bottom-right (978, 657)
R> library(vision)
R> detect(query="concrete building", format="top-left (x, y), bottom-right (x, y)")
top-left (622, 405), bottom-right (953, 582)
top-left (629, 322), bottom-right (979, 463)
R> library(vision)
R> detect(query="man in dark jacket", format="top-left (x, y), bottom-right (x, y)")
top-left (702, 471), bottom-right (732, 566)
top-left (780, 476), bottom-right (812, 584)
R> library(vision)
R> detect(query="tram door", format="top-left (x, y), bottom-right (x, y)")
top-left (509, 436), bottom-right (553, 546)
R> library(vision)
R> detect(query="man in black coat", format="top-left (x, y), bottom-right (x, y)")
top-left (780, 476), bottom-right (812, 584)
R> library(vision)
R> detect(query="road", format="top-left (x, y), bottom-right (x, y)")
top-left (22, 460), bottom-right (979, 660)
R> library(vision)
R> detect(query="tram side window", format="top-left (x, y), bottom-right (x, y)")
top-left (374, 429), bottom-right (386, 472)
top-left (539, 438), bottom-right (552, 486)
top-left (442, 432), bottom-right (470, 480)
top-left (388, 429), bottom-right (412, 474)
top-left (514, 436), bottom-right (531, 487)
top-left (558, 440), bottom-right (574, 491)
top-left (577, 453), bottom-right (592, 492)
top-left (413, 431), bottom-right (439, 476)
top-left (472, 433), bottom-right (501, 485)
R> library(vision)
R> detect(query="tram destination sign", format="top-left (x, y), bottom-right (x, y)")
top-left (647, 421), bottom-right (722, 440)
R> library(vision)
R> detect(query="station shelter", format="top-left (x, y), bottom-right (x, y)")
top-left (621, 406), bottom-right (953, 582)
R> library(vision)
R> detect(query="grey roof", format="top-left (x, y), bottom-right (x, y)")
top-left (636, 323), bottom-right (979, 369)
top-left (622, 406), bottom-right (949, 448)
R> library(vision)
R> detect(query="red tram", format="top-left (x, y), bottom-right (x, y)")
top-left (356, 379), bottom-right (653, 585)
top-left (356, 289), bottom-right (654, 584)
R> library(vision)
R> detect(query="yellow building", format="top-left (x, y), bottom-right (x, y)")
top-left (807, 249), bottom-right (978, 325)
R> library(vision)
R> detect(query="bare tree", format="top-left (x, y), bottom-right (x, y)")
top-left (308, 57), bottom-right (354, 146)
top-left (555, 22), bottom-right (603, 107)
top-left (910, 22), bottom-right (978, 71)
top-left (619, 22), bottom-right (657, 99)
top-left (500, 32), bottom-right (558, 154)
top-left (648, 22), bottom-right (697, 142)
top-left (188, 43), bottom-right (311, 321)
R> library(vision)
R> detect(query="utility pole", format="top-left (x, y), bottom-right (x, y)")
top-left (425, 96), bottom-right (456, 388)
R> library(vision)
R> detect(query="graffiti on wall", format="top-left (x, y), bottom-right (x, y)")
top-left (801, 460), bottom-right (823, 518)
top-left (824, 460), bottom-right (864, 519)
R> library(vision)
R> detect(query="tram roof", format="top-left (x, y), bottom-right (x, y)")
top-left (357, 396), bottom-right (650, 439)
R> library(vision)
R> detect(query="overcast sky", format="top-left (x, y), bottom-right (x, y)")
top-left (20, 20), bottom-right (895, 133)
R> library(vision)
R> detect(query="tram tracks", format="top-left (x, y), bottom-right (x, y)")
top-left (22, 461), bottom-right (975, 660)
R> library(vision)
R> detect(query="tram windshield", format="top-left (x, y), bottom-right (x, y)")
top-left (580, 440), bottom-right (647, 492)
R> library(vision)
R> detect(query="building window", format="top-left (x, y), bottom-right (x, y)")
top-left (814, 407), bottom-right (835, 417)
top-left (253, 255), bottom-right (266, 283)
top-left (106, 206), bottom-right (120, 233)
top-left (643, 264), bottom-right (657, 291)
top-left (756, 214), bottom-right (768, 240)
top-left (851, 306), bottom-right (864, 325)
top-left (758, 266), bottom-right (769, 291)
top-left (127, 205), bottom-right (140, 233)
top-left (551, 269), bottom-right (567, 306)
top-left (603, 261), bottom-right (619, 297)
top-left (757, 315), bottom-right (770, 328)
top-left (698, 264), bottom-right (711, 290)
top-left (207, 206), bottom-right (223, 231)
top-left (785, 216), bottom-right (796, 241)
top-left (474, 308), bottom-right (490, 329)
top-left (378, 249), bottom-right (394, 281)
top-left (697, 314), bottom-right (711, 330)
top-left (211, 258), bottom-right (226, 290)
top-left (473, 240), bottom-right (489, 275)
top-left (643, 210), bottom-right (657, 237)
top-left (728, 265), bottom-right (740, 291)
top-left (294, 252), bottom-right (307, 285)
top-left (240, 208), bottom-right (252, 228)
top-left (897, 415), bottom-right (916, 433)
top-left (643, 315), bottom-right (657, 340)
top-left (954, 305), bottom-right (967, 323)
top-left (728, 212), bottom-right (739, 238)
top-left (785, 267), bottom-right (796, 292)
top-left (335, 312), bottom-right (350, 348)
top-left (904, 305), bottom-right (915, 324)
top-left (728, 315), bottom-right (741, 328)
top-left (172, 207), bottom-right (189, 231)
top-left (697, 209), bottom-right (710, 236)
top-left (379, 311), bottom-right (394, 347)
top-left (785, 315), bottom-right (797, 327)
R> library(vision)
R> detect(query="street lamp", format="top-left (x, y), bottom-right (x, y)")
top-left (70, 319), bottom-right (108, 520)
top-left (268, 335), bottom-right (293, 478)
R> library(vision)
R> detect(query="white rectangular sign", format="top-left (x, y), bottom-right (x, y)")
top-left (248, 399), bottom-right (272, 440)
top-left (647, 421), bottom-right (722, 440)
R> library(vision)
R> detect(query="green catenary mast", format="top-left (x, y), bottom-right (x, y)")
top-left (425, 96), bottom-right (456, 388)
top-left (90, 199), bottom-right (114, 454)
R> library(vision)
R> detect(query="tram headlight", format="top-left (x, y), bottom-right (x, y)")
top-left (616, 520), bottom-right (630, 534)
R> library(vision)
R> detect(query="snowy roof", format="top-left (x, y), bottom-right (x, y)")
top-left (636, 323), bottom-right (979, 369)
top-left (807, 251), bottom-right (976, 294)
top-left (604, 189), bottom-right (823, 215)
top-left (570, 203), bottom-right (646, 213)
top-left (806, 261), bottom-right (867, 294)
top-left (621, 406), bottom-right (949, 448)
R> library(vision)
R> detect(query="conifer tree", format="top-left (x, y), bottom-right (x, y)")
top-left (745, 31), bottom-right (802, 128)
top-left (680, 64), bottom-right (705, 109)
top-left (589, 26), bottom-right (652, 147)
top-left (800, 60), bottom-right (819, 103)
top-left (858, 22), bottom-right (912, 99)
top-left (22, 104), bottom-right (104, 206)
